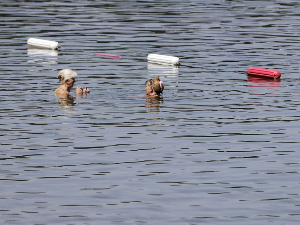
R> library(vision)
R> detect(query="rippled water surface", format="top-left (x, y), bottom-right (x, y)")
top-left (2, 0), bottom-right (300, 224)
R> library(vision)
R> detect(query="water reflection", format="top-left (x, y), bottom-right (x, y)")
top-left (27, 48), bottom-right (58, 65)
top-left (145, 96), bottom-right (163, 113)
top-left (27, 48), bottom-right (59, 57)
top-left (56, 94), bottom-right (76, 107)
top-left (147, 63), bottom-right (179, 85)
top-left (247, 75), bottom-right (281, 87)
top-left (247, 75), bottom-right (281, 96)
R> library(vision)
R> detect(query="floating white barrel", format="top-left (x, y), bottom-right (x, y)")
top-left (147, 54), bottom-right (180, 65)
top-left (27, 38), bottom-right (60, 50)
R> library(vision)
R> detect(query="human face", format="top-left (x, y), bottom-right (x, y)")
top-left (145, 85), bottom-right (152, 95)
top-left (67, 77), bottom-right (76, 87)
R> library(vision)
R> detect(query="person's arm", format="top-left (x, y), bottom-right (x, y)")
top-left (76, 87), bottom-right (90, 94)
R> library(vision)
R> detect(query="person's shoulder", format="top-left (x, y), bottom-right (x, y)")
top-left (55, 88), bottom-right (69, 98)
top-left (55, 88), bottom-right (64, 94)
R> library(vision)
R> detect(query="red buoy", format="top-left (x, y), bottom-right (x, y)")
top-left (95, 53), bottom-right (121, 58)
top-left (247, 67), bottom-right (281, 79)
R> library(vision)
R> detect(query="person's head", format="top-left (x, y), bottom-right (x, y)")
top-left (58, 69), bottom-right (78, 87)
top-left (145, 77), bottom-right (164, 96)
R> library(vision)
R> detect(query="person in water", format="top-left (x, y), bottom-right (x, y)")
top-left (55, 69), bottom-right (89, 96)
top-left (145, 76), bottom-right (164, 97)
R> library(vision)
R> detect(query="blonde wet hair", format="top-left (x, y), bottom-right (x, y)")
top-left (145, 76), bottom-right (164, 95)
top-left (58, 69), bottom-right (78, 84)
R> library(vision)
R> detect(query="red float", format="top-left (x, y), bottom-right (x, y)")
top-left (95, 53), bottom-right (121, 58)
top-left (247, 67), bottom-right (281, 79)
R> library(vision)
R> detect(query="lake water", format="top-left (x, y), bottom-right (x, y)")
top-left (1, 0), bottom-right (300, 224)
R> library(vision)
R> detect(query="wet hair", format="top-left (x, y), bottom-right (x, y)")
top-left (58, 69), bottom-right (78, 84)
top-left (145, 77), bottom-right (164, 95)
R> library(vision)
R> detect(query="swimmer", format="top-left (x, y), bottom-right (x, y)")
top-left (145, 76), bottom-right (164, 97)
top-left (55, 69), bottom-right (89, 96)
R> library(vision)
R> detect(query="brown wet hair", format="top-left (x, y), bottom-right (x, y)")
top-left (145, 77), bottom-right (164, 95)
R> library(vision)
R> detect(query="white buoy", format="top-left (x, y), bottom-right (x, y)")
top-left (147, 54), bottom-right (180, 66)
top-left (27, 38), bottom-right (60, 50)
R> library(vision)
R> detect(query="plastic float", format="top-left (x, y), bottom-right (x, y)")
top-left (95, 53), bottom-right (121, 58)
top-left (147, 54), bottom-right (180, 66)
top-left (27, 38), bottom-right (60, 50)
top-left (247, 67), bottom-right (281, 79)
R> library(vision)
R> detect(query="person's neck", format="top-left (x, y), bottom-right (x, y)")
top-left (59, 83), bottom-right (71, 93)
top-left (63, 83), bottom-right (72, 91)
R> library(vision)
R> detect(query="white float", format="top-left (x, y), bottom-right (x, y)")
top-left (147, 54), bottom-right (180, 66)
top-left (27, 38), bottom-right (60, 50)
